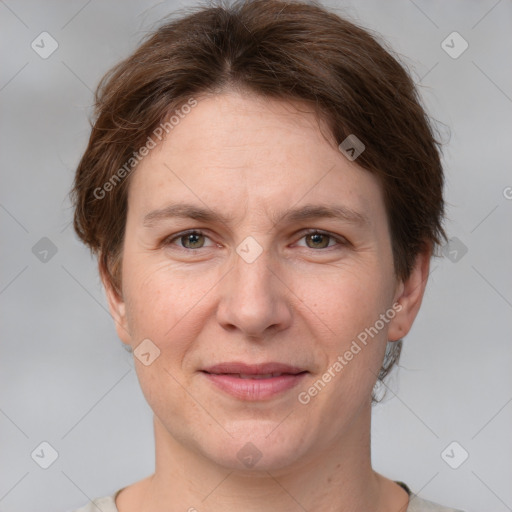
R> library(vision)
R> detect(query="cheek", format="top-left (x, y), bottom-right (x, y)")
top-left (294, 263), bottom-right (393, 343)
top-left (122, 256), bottom-right (218, 353)
top-left (121, 260), bottom-right (213, 418)
top-left (295, 264), bottom-right (395, 399)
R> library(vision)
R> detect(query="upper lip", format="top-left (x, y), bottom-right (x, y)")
top-left (202, 362), bottom-right (307, 375)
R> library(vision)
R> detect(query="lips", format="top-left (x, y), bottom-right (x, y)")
top-left (202, 362), bottom-right (306, 376)
top-left (201, 362), bottom-right (308, 400)
top-left (236, 373), bottom-right (287, 379)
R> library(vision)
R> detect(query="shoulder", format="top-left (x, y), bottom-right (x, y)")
top-left (407, 494), bottom-right (465, 512)
top-left (68, 485), bottom-right (466, 512)
top-left (395, 481), bottom-right (464, 512)
top-left (70, 494), bottom-right (118, 512)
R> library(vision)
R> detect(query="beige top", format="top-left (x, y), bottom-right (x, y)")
top-left (72, 483), bottom-right (464, 511)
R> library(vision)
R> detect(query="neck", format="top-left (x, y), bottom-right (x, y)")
top-left (128, 405), bottom-right (403, 512)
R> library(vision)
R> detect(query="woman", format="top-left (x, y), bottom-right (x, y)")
top-left (70, 0), bottom-right (462, 510)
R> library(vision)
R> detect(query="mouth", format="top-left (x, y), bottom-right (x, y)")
top-left (213, 372), bottom-right (298, 379)
top-left (201, 362), bottom-right (308, 401)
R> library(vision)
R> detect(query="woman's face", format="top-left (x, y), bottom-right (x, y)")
top-left (105, 91), bottom-right (418, 471)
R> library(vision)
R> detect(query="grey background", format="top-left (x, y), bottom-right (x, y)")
top-left (1, 1), bottom-right (511, 511)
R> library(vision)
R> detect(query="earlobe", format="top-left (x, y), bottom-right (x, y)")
top-left (387, 244), bottom-right (432, 342)
top-left (98, 260), bottom-right (132, 346)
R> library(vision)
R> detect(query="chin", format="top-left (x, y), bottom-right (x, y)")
top-left (200, 418), bottom-right (313, 472)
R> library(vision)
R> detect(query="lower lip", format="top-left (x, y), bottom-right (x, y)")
top-left (202, 372), bottom-right (307, 401)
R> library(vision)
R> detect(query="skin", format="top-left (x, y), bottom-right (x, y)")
top-left (101, 90), bottom-right (431, 512)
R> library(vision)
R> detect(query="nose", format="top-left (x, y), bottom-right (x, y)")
top-left (216, 247), bottom-right (293, 340)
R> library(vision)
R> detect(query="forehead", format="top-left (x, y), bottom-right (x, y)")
top-left (127, 92), bottom-right (385, 229)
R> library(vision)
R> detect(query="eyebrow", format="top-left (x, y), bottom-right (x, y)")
top-left (142, 203), bottom-right (370, 229)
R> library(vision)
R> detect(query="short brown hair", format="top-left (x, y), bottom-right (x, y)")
top-left (70, 0), bottom-right (446, 386)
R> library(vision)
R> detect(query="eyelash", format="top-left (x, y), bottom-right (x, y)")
top-left (163, 229), bottom-right (348, 251)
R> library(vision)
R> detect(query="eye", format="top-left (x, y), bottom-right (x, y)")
top-left (165, 230), bottom-right (215, 250)
top-left (296, 230), bottom-right (345, 249)
top-left (163, 229), bottom-right (347, 252)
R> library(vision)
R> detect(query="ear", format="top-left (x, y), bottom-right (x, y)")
top-left (98, 258), bottom-right (132, 346)
top-left (387, 243), bottom-right (432, 342)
